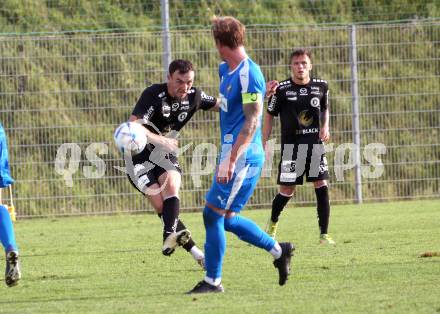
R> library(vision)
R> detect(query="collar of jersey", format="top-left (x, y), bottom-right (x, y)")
top-left (227, 56), bottom-right (249, 75)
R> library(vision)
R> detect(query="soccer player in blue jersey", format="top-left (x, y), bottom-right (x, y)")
top-left (188, 16), bottom-right (295, 294)
top-left (0, 123), bottom-right (21, 287)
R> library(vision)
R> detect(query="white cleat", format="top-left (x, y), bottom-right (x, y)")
top-left (162, 229), bottom-right (191, 256)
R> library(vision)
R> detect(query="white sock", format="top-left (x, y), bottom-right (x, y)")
top-left (270, 242), bottom-right (282, 259)
top-left (204, 276), bottom-right (221, 286)
top-left (190, 246), bottom-right (204, 261)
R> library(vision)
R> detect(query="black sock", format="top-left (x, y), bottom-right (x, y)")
top-left (162, 196), bottom-right (180, 240)
top-left (315, 186), bottom-right (330, 234)
top-left (271, 193), bottom-right (291, 222)
top-left (176, 219), bottom-right (195, 252)
top-left (157, 213), bottom-right (195, 251)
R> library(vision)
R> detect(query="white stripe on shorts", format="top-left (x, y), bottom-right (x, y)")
top-left (225, 164), bottom-right (250, 210)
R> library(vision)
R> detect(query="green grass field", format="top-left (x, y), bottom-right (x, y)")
top-left (1, 200), bottom-right (439, 313)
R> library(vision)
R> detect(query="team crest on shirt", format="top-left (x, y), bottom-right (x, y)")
top-left (162, 101), bottom-right (171, 118)
top-left (178, 112), bottom-right (188, 122)
top-left (299, 110), bottom-right (314, 127)
top-left (310, 97), bottom-right (320, 108)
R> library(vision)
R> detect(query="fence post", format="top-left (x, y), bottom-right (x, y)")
top-left (161, 0), bottom-right (171, 82)
top-left (349, 24), bottom-right (363, 204)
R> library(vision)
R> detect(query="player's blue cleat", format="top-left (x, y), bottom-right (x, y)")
top-left (187, 280), bottom-right (224, 294)
top-left (273, 242), bottom-right (295, 286)
top-left (5, 250), bottom-right (21, 287)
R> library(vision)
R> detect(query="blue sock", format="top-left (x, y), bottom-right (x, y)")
top-left (224, 214), bottom-right (275, 251)
top-left (0, 205), bottom-right (17, 252)
top-left (203, 206), bottom-right (225, 281)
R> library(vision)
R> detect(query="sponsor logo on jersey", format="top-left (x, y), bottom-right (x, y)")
top-left (310, 97), bottom-right (320, 108)
top-left (201, 92), bottom-right (214, 101)
top-left (268, 95), bottom-right (277, 111)
top-left (286, 91), bottom-right (297, 96)
top-left (142, 106), bottom-right (155, 123)
top-left (296, 128), bottom-right (319, 135)
top-left (180, 105), bottom-right (190, 110)
top-left (158, 92), bottom-right (166, 98)
top-left (162, 101), bottom-right (171, 118)
top-left (311, 91), bottom-right (321, 95)
top-left (287, 97), bottom-right (297, 101)
top-left (311, 86), bottom-right (320, 91)
top-left (298, 110), bottom-right (313, 127)
top-left (171, 102), bottom-right (179, 111)
top-left (178, 112), bottom-right (188, 122)
top-left (300, 88), bottom-right (308, 95)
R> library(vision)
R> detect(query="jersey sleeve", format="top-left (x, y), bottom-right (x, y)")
top-left (321, 83), bottom-right (329, 112)
top-left (266, 88), bottom-right (281, 116)
top-left (195, 88), bottom-right (217, 111)
top-left (240, 61), bottom-right (265, 105)
top-left (131, 88), bottom-right (157, 123)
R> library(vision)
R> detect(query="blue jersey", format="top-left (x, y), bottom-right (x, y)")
top-left (218, 58), bottom-right (265, 163)
top-left (0, 123), bottom-right (14, 188)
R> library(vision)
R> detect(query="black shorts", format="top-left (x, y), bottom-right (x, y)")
top-left (277, 142), bottom-right (329, 186)
top-left (126, 151), bottom-right (182, 195)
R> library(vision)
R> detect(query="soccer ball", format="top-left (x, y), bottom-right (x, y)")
top-left (113, 122), bottom-right (147, 155)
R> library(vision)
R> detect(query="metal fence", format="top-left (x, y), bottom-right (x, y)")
top-left (0, 20), bottom-right (439, 217)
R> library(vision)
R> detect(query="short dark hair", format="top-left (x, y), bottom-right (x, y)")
top-left (211, 16), bottom-right (245, 49)
top-left (168, 59), bottom-right (194, 75)
top-left (290, 48), bottom-right (312, 63)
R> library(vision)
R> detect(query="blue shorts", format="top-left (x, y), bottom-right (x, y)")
top-left (205, 160), bottom-right (263, 212)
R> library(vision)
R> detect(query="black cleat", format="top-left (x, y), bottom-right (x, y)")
top-left (273, 242), bottom-right (295, 286)
top-left (5, 251), bottom-right (21, 287)
top-left (187, 280), bottom-right (224, 294)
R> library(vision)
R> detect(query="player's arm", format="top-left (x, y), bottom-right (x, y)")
top-left (263, 88), bottom-right (280, 149)
top-left (262, 112), bottom-right (274, 150)
top-left (217, 93), bottom-right (261, 184)
top-left (231, 97), bottom-right (261, 161)
top-left (208, 99), bottom-right (221, 112)
top-left (129, 115), bottom-right (177, 153)
top-left (319, 88), bottom-right (330, 142)
top-left (197, 89), bottom-right (219, 112)
top-left (265, 80), bottom-right (279, 98)
top-left (130, 89), bottom-right (177, 152)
